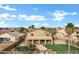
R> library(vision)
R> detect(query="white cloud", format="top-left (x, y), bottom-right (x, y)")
top-left (0, 4), bottom-right (16, 11)
top-left (0, 13), bottom-right (17, 20)
top-left (0, 20), bottom-right (17, 28)
top-left (0, 21), bottom-right (8, 27)
top-left (70, 12), bottom-right (77, 15)
top-left (75, 24), bottom-right (79, 27)
top-left (33, 23), bottom-right (40, 27)
top-left (42, 23), bottom-right (50, 27)
top-left (51, 10), bottom-right (77, 21)
top-left (19, 14), bottom-right (46, 21)
top-left (34, 23), bottom-right (50, 28)
top-left (33, 8), bottom-right (38, 11)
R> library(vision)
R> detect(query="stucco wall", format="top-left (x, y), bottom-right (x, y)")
top-left (10, 37), bottom-right (16, 42)
top-left (0, 33), bottom-right (16, 42)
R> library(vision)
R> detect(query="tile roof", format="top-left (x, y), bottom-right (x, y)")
top-left (27, 36), bottom-right (52, 40)
top-left (0, 29), bottom-right (25, 38)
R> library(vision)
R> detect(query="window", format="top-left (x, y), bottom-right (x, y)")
top-left (11, 31), bottom-right (14, 32)
top-left (0, 38), bottom-right (3, 41)
top-left (46, 33), bottom-right (49, 36)
top-left (31, 33), bottom-right (34, 36)
top-left (45, 32), bottom-right (49, 36)
top-left (6, 38), bottom-right (10, 41)
top-left (77, 36), bottom-right (79, 38)
top-left (77, 32), bottom-right (79, 34)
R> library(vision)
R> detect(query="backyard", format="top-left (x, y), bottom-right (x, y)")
top-left (14, 44), bottom-right (37, 54)
top-left (45, 44), bottom-right (79, 53)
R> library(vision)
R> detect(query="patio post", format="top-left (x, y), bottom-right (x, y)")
top-left (45, 40), bottom-right (46, 44)
top-left (38, 40), bottom-right (40, 44)
top-left (32, 40), bottom-right (34, 44)
top-left (51, 40), bottom-right (53, 44)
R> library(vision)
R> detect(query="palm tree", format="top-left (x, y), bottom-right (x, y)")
top-left (47, 28), bottom-right (57, 45)
top-left (65, 23), bottom-right (75, 53)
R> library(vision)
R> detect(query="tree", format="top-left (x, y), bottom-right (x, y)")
top-left (32, 25), bottom-right (35, 29)
top-left (27, 44), bottom-right (36, 53)
top-left (65, 23), bottom-right (75, 53)
top-left (29, 25), bottom-right (35, 29)
top-left (19, 27), bottom-right (29, 34)
top-left (40, 26), bottom-right (46, 30)
top-left (48, 28), bottom-right (57, 45)
top-left (19, 27), bottom-right (25, 33)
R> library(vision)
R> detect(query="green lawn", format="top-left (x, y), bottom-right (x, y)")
top-left (45, 44), bottom-right (79, 51)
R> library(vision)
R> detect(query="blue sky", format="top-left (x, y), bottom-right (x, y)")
top-left (0, 4), bottom-right (79, 28)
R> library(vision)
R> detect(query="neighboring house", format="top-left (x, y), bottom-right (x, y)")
top-left (56, 28), bottom-right (67, 40)
top-left (0, 33), bottom-right (15, 42)
top-left (75, 28), bottom-right (79, 40)
top-left (0, 30), bottom-right (25, 43)
top-left (56, 28), bottom-right (78, 42)
top-left (26, 29), bottom-right (52, 44)
top-left (8, 32), bottom-right (25, 42)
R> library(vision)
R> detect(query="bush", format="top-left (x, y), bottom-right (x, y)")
top-left (76, 42), bottom-right (79, 46)
top-left (15, 46), bottom-right (28, 51)
top-left (15, 44), bottom-right (36, 52)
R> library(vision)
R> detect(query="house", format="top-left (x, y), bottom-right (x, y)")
top-left (56, 28), bottom-right (67, 40)
top-left (0, 30), bottom-right (25, 43)
top-left (8, 32), bottom-right (25, 42)
top-left (75, 28), bottom-right (79, 40)
top-left (0, 33), bottom-right (15, 42)
top-left (56, 28), bottom-right (78, 43)
top-left (26, 29), bottom-right (52, 44)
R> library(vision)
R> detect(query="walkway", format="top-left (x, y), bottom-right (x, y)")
top-left (35, 44), bottom-right (47, 51)
top-left (35, 44), bottom-right (57, 54)
top-left (35, 44), bottom-right (48, 53)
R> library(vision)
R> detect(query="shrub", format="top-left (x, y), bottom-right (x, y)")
top-left (76, 42), bottom-right (79, 46)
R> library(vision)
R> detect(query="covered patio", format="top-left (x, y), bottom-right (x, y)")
top-left (26, 29), bottom-right (53, 45)
top-left (28, 39), bottom-right (52, 44)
